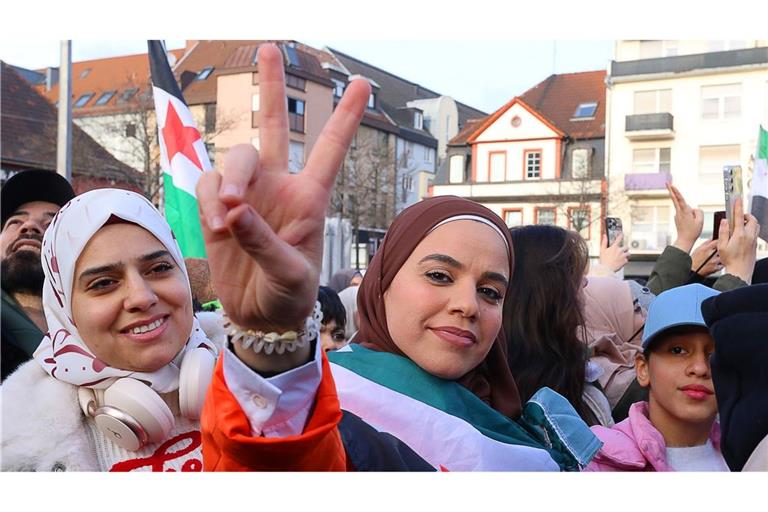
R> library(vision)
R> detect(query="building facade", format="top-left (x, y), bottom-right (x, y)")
top-left (605, 40), bottom-right (768, 273)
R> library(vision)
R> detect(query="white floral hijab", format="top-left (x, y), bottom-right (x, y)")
top-left (33, 189), bottom-right (216, 392)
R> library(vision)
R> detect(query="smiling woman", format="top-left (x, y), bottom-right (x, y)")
top-left (1, 189), bottom-right (223, 472)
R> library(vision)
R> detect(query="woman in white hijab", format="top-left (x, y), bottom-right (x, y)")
top-left (1, 189), bottom-right (223, 472)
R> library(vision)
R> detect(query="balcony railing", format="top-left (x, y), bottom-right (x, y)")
top-left (611, 47), bottom-right (768, 77)
top-left (625, 113), bottom-right (674, 140)
top-left (625, 171), bottom-right (671, 191)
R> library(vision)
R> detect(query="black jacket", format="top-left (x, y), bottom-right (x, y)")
top-left (701, 284), bottom-right (768, 471)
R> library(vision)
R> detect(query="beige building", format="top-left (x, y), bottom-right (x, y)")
top-left (606, 40), bottom-right (768, 271)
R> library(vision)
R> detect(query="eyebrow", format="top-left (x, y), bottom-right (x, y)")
top-left (77, 250), bottom-right (172, 284)
top-left (9, 210), bottom-right (57, 220)
top-left (418, 253), bottom-right (509, 288)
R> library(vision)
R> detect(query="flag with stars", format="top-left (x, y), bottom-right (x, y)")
top-left (148, 40), bottom-right (210, 258)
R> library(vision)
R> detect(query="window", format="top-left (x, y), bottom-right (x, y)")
top-left (525, 150), bottom-right (541, 179)
top-left (332, 79), bottom-right (345, 98)
top-left (414, 111), bottom-right (423, 130)
top-left (368, 93), bottom-right (376, 109)
top-left (634, 89), bottom-right (672, 115)
top-left (205, 104), bottom-right (216, 133)
top-left (701, 84), bottom-right (741, 120)
top-left (632, 147), bottom-right (671, 173)
top-left (424, 147), bottom-right (433, 163)
top-left (489, 151), bottom-right (507, 182)
top-left (572, 148), bottom-right (590, 179)
top-left (74, 93), bottom-right (94, 107)
top-left (631, 205), bottom-right (671, 251)
top-left (205, 143), bottom-right (215, 167)
top-left (287, 97), bottom-right (305, 133)
top-left (118, 87), bottom-right (138, 104)
top-left (285, 74), bottom-right (306, 91)
top-left (568, 207), bottom-right (591, 239)
top-left (503, 209), bottom-right (523, 228)
top-left (449, 155), bottom-right (465, 183)
top-left (402, 175), bottom-right (414, 192)
top-left (288, 141), bottom-right (304, 173)
top-left (535, 207), bottom-right (556, 226)
top-left (94, 90), bottom-right (115, 106)
top-left (196, 66), bottom-right (214, 81)
top-left (573, 102), bottom-right (597, 119)
top-left (125, 123), bottom-right (136, 138)
top-left (639, 40), bottom-right (662, 59)
top-left (699, 145), bottom-right (740, 178)
top-left (79, 68), bottom-right (91, 79)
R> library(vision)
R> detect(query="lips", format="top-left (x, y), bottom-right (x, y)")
top-left (119, 314), bottom-right (170, 342)
top-left (429, 326), bottom-right (477, 348)
top-left (680, 384), bottom-right (714, 400)
top-left (12, 238), bottom-right (42, 253)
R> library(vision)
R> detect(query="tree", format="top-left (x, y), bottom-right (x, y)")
top-left (330, 126), bottom-right (395, 269)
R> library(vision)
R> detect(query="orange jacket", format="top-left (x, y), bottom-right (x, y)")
top-left (201, 352), bottom-right (349, 471)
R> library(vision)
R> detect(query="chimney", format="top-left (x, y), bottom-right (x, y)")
top-left (46, 67), bottom-right (59, 91)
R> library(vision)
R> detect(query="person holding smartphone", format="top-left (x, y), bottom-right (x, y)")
top-left (645, 184), bottom-right (759, 295)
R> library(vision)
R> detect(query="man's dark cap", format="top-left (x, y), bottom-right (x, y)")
top-left (1, 170), bottom-right (75, 228)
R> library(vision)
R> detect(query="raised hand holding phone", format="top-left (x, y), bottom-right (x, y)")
top-left (716, 197), bottom-right (760, 284)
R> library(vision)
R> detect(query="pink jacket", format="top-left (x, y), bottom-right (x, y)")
top-left (584, 402), bottom-right (721, 471)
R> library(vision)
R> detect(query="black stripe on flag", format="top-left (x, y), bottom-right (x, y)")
top-left (148, 40), bottom-right (185, 104)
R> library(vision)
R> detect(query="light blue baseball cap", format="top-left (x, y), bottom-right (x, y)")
top-left (641, 284), bottom-right (720, 351)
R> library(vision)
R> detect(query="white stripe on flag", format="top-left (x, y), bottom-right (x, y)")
top-left (330, 363), bottom-right (559, 471)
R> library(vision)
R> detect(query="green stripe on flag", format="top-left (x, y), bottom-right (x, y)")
top-left (328, 345), bottom-right (551, 451)
top-left (759, 125), bottom-right (768, 160)
top-left (163, 172), bottom-right (206, 258)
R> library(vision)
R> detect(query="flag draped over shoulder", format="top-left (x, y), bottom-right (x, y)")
top-left (148, 40), bottom-right (210, 258)
top-left (751, 125), bottom-right (768, 242)
top-left (327, 345), bottom-right (599, 471)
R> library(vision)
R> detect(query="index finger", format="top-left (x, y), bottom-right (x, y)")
top-left (732, 197), bottom-right (745, 233)
top-left (304, 79), bottom-right (371, 190)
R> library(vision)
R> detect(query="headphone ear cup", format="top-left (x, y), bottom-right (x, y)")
top-left (178, 348), bottom-right (216, 420)
top-left (102, 378), bottom-right (174, 446)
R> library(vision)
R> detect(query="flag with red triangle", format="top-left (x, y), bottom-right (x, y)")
top-left (148, 40), bottom-right (210, 258)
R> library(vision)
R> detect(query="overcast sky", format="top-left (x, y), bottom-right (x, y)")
top-left (0, 39), bottom-right (612, 114)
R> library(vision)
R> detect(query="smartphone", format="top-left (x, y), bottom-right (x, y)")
top-left (605, 217), bottom-right (623, 246)
top-left (723, 165), bottom-right (743, 234)
top-left (712, 210), bottom-right (726, 240)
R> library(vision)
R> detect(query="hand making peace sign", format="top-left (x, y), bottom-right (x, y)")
top-left (197, 43), bottom-right (371, 334)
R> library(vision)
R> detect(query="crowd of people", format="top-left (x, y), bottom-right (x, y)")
top-left (1, 43), bottom-right (766, 472)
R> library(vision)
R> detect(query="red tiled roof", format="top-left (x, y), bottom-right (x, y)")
top-left (34, 49), bottom-right (185, 117)
top-left (448, 118), bottom-right (487, 145)
top-left (463, 70), bottom-right (606, 143)
top-left (2, 62), bottom-right (143, 189)
top-left (518, 70), bottom-right (606, 139)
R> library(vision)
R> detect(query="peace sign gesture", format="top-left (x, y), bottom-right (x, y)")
top-left (197, 44), bottom-right (370, 336)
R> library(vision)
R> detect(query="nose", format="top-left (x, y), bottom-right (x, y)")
top-left (123, 272), bottom-right (158, 312)
top-left (19, 216), bottom-right (45, 235)
top-left (686, 350), bottom-right (711, 379)
top-left (448, 280), bottom-right (479, 320)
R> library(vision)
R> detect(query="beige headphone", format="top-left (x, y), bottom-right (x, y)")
top-left (77, 348), bottom-right (216, 451)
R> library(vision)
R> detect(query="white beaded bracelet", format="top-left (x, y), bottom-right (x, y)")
top-left (224, 301), bottom-right (323, 355)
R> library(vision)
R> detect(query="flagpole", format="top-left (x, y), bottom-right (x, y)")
top-left (56, 40), bottom-right (72, 182)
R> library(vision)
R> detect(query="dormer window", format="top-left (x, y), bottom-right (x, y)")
top-left (573, 102), bottom-right (597, 119)
top-left (332, 79), bottom-right (345, 99)
top-left (368, 92), bottom-right (376, 109)
top-left (74, 93), bottom-right (94, 107)
top-left (95, 90), bottom-right (116, 106)
top-left (414, 111), bottom-right (423, 130)
top-left (79, 68), bottom-right (91, 79)
top-left (118, 87), bottom-right (139, 103)
top-left (196, 66), bottom-right (214, 81)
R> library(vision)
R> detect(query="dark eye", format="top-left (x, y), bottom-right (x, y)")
top-left (5, 219), bottom-right (21, 228)
top-left (478, 286), bottom-right (502, 303)
top-left (149, 262), bottom-right (174, 274)
top-left (88, 278), bottom-right (117, 291)
top-left (425, 270), bottom-right (452, 284)
top-left (669, 346), bottom-right (686, 355)
top-left (331, 330), bottom-right (346, 342)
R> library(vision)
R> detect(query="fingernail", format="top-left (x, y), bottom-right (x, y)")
top-left (222, 184), bottom-right (242, 198)
top-left (210, 215), bottom-right (224, 230)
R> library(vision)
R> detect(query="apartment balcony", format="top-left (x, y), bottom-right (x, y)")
top-left (625, 113), bottom-right (674, 140)
top-left (624, 171), bottom-right (671, 196)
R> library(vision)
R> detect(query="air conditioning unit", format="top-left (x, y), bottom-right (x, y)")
top-left (630, 238), bottom-right (648, 250)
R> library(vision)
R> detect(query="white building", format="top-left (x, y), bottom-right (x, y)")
top-left (605, 40), bottom-right (768, 273)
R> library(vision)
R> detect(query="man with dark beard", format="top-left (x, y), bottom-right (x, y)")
top-left (1, 170), bottom-right (74, 380)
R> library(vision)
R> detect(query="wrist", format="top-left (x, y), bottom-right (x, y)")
top-left (723, 263), bottom-right (754, 285)
top-left (672, 237), bottom-right (695, 254)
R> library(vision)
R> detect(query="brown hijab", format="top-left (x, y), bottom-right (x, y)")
top-left (355, 196), bottom-right (522, 418)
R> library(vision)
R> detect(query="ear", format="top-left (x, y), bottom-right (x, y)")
top-left (635, 353), bottom-right (651, 388)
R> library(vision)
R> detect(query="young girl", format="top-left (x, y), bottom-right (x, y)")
top-left (1, 189), bottom-right (223, 471)
top-left (585, 283), bottom-right (729, 471)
